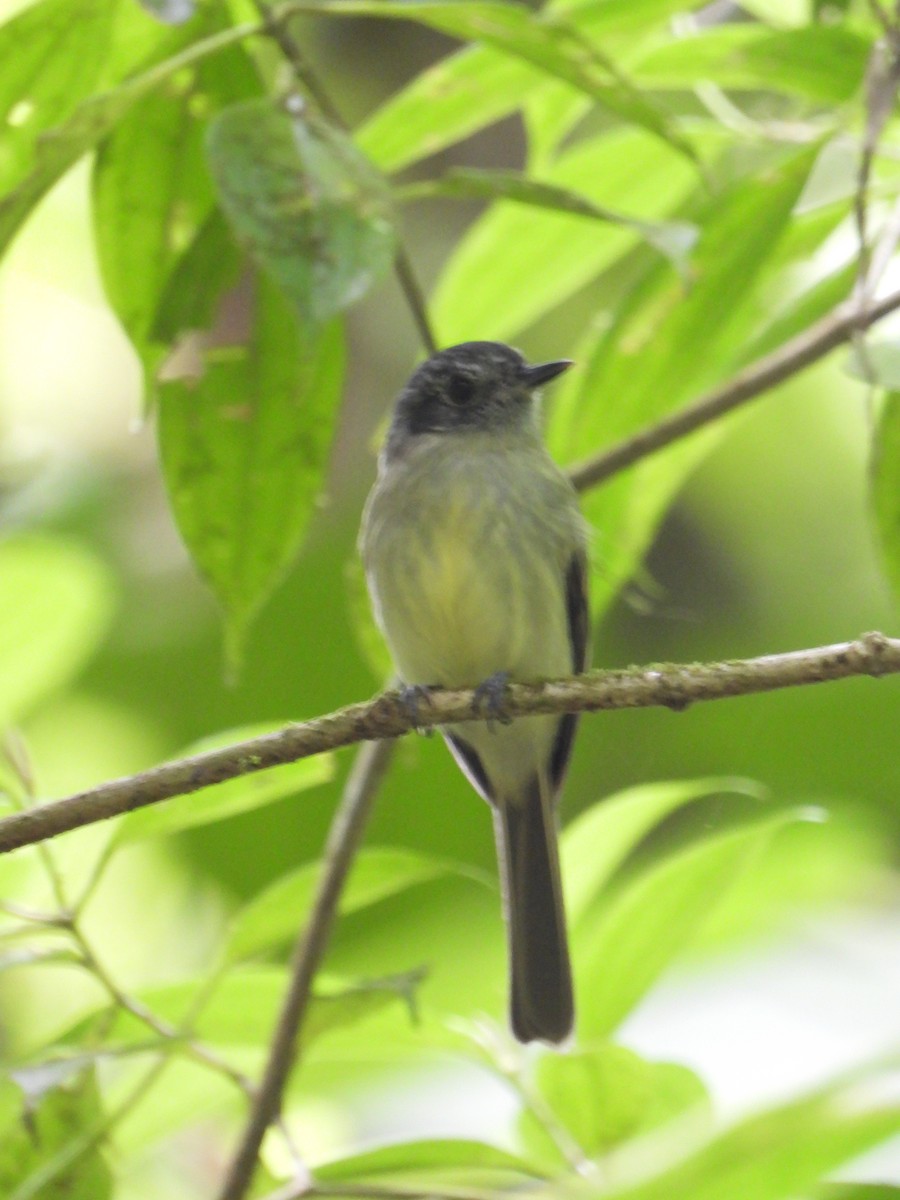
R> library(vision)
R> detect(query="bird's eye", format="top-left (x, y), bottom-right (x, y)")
top-left (447, 374), bottom-right (475, 406)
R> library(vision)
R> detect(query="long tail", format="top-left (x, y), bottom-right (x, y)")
top-left (493, 775), bottom-right (573, 1044)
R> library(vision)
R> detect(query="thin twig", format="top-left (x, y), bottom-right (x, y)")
top-left (567, 287), bottom-right (900, 491)
top-left (267, 1182), bottom-right (498, 1200)
top-left (217, 739), bottom-right (394, 1200)
top-left (1, 632), bottom-right (897, 858)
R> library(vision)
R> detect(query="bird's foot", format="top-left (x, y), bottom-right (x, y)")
top-left (473, 671), bottom-right (513, 732)
top-left (398, 683), bottom-right (437, 735)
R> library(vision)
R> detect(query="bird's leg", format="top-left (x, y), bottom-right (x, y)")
top-left (398, 683), bottom-right (438, 735)
top-left (473, 670), bottom-right (513, 732)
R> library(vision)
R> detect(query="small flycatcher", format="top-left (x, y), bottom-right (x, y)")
top-left (360, 341), bottom-right (589, 1044)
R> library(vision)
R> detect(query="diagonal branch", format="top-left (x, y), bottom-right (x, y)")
top-left (1, 631), bottom-right (897, 857)
top-left (567, 288), bottom-right (900, 491)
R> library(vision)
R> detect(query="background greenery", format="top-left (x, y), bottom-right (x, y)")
top-left (0, 0), bottom-right (899, 1197)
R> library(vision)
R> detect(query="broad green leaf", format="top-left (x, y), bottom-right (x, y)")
top-left (226, 847), bottom-right (491, 962)
top-left (314, 1138), bottom-right (543, 1191)
top-left (150, 207), bottom-right (243, 342)
top-left (157, 281), bottom-right (345, 667)
top-left (551, 145), bottom-right (818, 618)
top-left (592, 1071), bottom-right (900, 1200)
top-left (823, 1188), bottom-right (900, 1199)
top-left (520, 1045), bottom-right (708, 1166)
top-left (1, 1069), bottom-right (112, 1200)
top-left (206, 99), bottom-right (395, 324)
top-left (633, 24), bottom-right (871, 104)
top-left (432, 127), bottom-right (702, 344)
top-left (562, 777), bottom-right (764, 926)
top-left (403, 168), bottom-right (697, 274)
top-left (0, 536), bottom-right (115, 725)
top-left (92, 16), bottom-right (259, 396)
top-left (116, 723), bottom-right (335, 843)
top-left (0, 0), bottom-right (113, 196)
top-left (357, 0), bottom-right (705, 173)
top-left (871, 391), bottom-right (900, 606)
top-left (576, 809), bottom-right (816, 1038)
top-left (0, 21), bottom-right (251, 258)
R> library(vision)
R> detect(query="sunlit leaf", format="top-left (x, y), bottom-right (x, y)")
top-left (0, 536), bottom-right (115, 726)
top-left (0, 0), bottom-right (113, 197)
top-left (206, 99), bottom-right (396, 324)
top-left (589, 1070), bottom-right (900, 1200)
top-left (633, 23), bottom-right (871, 103)
top-left (562, 777), bottom-right (764, 926)
top-left (314, 1138), bottom-right (543, 1191)
top-left (871, 391), bottom-right (900, 606)
top-left (576, 808), bottom-right (819, 1038)
top-left (432, 127), bottom-right (703, 344)
top-left (520, 1044), bottom-right (709, 1167)
top-left (227, 847), bottom-right (491, 963)
top-left (116, 724), bottom-right (335, 843)
top-left (357, 0), bottom-right (705, 172)
top-left (157, 280), bottom-right (345, 667)
top-left (404, 168), bottom-right (697, 274)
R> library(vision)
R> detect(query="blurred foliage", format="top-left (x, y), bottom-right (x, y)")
top-left (0, 0), bottom-right (899, 1198)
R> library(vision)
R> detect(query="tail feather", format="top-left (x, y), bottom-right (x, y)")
top-left (493, 776), bottom-right (573, 1044)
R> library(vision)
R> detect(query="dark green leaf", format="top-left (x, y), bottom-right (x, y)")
top-left (822, 1187), bottom-right (900, 1199)
top-left (206, 99), bottom-right (396, 324)
top-left (562, 777), bottom-right (764, 926)
top-left (92, 18), bottom-right (259, 396)
top-left (157, 281), bottom-right (345, 666)
top-left (871, 392), bottom-right (900, 606)
top-left (521, 1045), bottom-right (709, 1165)
top-left (576, 809), bottom-right (818, 1038)
top-left (0, 0), bottom-right (113, 197)
top-left (227, 847), bottom-right (491, 962)
top-left (592, 1070), bottom-right (900, 1200)
top-left (116, 724), bottom-right (335, 843)
top-left (151, 208), bottom-right (243, 344)
top-left (404, 168), bottom-right (697, 274)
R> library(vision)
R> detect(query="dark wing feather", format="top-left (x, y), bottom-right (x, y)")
top-left (548, 551), bottom-right (590, 796)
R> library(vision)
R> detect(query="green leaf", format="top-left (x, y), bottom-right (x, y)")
top-left (404, 168), bottom-right (697, 274)
top-left (432, 127), bottom-right (703, 344)
top-left (151, 207), bottom-right (242, 344)
top-left (550, 145), bottom-right (818, 619)
top-left (597, 1070), bottom-right (900, 1200)
top-left (521, 1045), bottom-right (709, 1165)
top-left (206, 99), bottom-right (396, 324)
top-left (116, 723), bottom-right (335, 843)
top-left (871, 391), bottom-right (900, 606)
top-left (562, 777), bottom-right (765, 926)
top-left (357, 0), bottom-right (704, 172)
top-left (0, 21), bottom-right (250, 259)
top-left (92, 16), bottom-right (259, 395)
top-left (822, 1188), bottom-right (900, 1199)
top-left (227, 847), bottom-right (491, 963)
top-left (0, 0), bottom-right (113, 197)
top-left (0, 536), bottom-right (115, 725)
top-left (0, 1069), bottom-right (112, 1200)
top-left (576, 809), bottom-right (818, 1038)
top-left (633, 23), bottom-right (871, 104)
top-left (314, 1138), bottom-right (543, 1191)
top-left (135, 0), bottom-right (195, 23)
top-left (157, 281), bottom-right (345, 667)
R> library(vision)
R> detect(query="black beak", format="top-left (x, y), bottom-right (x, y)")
top-left (521, 359), bottom-right (574, 388)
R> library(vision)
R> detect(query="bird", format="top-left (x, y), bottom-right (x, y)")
top-left (359, 341), bottom-right (589, 1044)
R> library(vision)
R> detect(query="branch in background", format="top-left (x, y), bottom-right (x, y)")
top-left (1, 632), bottom-right (897, 857)
top-left (217, 739), bottom-right (393, 1200)
top-left (567, 288), bottom-right (900, 491)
